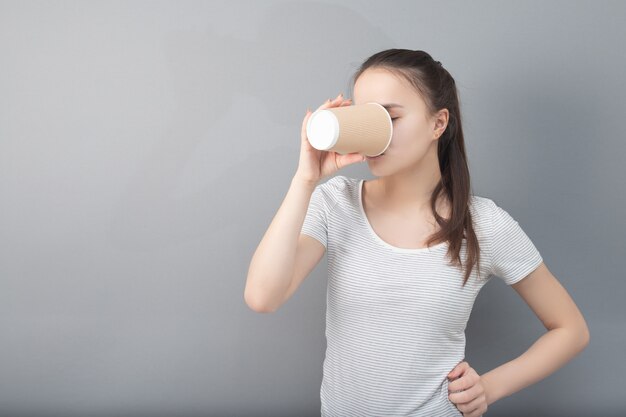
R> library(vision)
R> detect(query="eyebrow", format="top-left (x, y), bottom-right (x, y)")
top-left (380, 103), bottom-right (404, 109)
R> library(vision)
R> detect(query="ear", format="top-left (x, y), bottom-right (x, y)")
top-left (433, 108), bottom-right (449, 139)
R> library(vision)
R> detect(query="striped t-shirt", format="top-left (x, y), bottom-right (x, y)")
top-left (301, 175), bottom-right (543, 417)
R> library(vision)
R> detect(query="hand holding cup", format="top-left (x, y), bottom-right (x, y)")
top-left (295, 93), bottom-right (365, 185)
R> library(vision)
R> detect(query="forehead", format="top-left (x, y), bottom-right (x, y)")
top-left (353, 68), bottom-right (424, 108)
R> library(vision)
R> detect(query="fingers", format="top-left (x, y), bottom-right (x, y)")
top-left (339, 152), bottom-right (366, 167)
top-left (448, 371), bottom-right (475, 393)
top-left (324, 92), bottom-right (343, 108)
top-left (303, 93), bottom-right (352, 144)
top-left (301, 108), bottom-right (313, 142)
top-left (316, 92), bottom-right (351, 112)
top-left (448, 360), bottom-right (469, 379)
top-left (449, 383), bottom-right (483, 407)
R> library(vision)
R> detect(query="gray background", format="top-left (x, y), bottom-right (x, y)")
top-left (1, 1), bottom-right (624, 416)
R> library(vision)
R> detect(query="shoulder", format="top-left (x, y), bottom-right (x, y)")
top-left (469, 195), bottom-right (512, 216)
top-left (469, 195), bottom-right (528, 236)
top-left (312, 175), bottom-right (354, 211)
top-left (468, 194), bottom-right (496, 219)
top-left (467, 195), bottom-right (500, 238)
top-left (317, 175), bottom-right (354, 197)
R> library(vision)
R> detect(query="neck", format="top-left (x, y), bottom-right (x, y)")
top-left (376, 152), bottom-right (444, 213)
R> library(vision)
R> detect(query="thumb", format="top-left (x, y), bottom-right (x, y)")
top-left (353, 153), bottom-right (367, 163)
top-left (342, 152), bottom-right (366, 166)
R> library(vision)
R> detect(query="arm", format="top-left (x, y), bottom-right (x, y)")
top-left (244, 176), bottom-right (318, 313)
top-left (481, 262), bottom-right (590, 406)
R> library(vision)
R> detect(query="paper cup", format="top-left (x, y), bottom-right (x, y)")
top-left (306, 102), bottom-right (392, 157)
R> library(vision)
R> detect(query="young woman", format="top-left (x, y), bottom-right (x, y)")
top-left (245, 49), bottom-right (590, 417)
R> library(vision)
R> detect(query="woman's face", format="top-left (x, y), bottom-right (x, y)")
top-left (353, 68), bottom-right (447, 175)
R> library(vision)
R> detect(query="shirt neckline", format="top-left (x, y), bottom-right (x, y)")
top-left (357, 178), bottom-right (448, 254)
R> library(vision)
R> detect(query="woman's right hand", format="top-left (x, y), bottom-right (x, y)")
top-left (294, 92), bottom-right (366, 185)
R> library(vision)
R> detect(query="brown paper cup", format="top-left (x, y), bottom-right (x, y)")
top-left (306, 102), bottom-right (392, 157)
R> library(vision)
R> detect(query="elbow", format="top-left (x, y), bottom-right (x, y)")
top-left (580, 323), bottom-right (590, 348)
top-left (244, 288), bottom-right (278, 314)
top-left (577, 313), bottom-right (591, 348)
top-left (248, 301), bottom-right (277, 314)
top-left (569, 321), bottom-right (590, 351)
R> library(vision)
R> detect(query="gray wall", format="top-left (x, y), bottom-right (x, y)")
top-left (1, 1), bottom-right (623, 416)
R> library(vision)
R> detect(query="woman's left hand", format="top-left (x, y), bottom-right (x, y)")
top-left (447, 360), bottom-right (488, 417)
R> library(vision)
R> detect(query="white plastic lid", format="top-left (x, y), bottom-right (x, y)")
top-left (305, 109), bottom-right (339, 150)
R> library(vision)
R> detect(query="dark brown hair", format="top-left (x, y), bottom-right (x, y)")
top-left (350, 49), bottom-right (481, 286)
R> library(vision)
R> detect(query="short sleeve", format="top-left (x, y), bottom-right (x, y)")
top-left (489, 200), bottom-right (543, 285)
top-left (300, 183), bottom-right (330, 248)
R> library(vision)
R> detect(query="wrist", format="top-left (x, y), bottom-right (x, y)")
top-left (481, 371), bottom-right (501, 406)
top-left (292, 174), bottom-right (319, 189)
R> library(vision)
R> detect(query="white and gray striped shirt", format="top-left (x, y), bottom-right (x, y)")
top-left (301, 175), bottom-right (543, 417)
